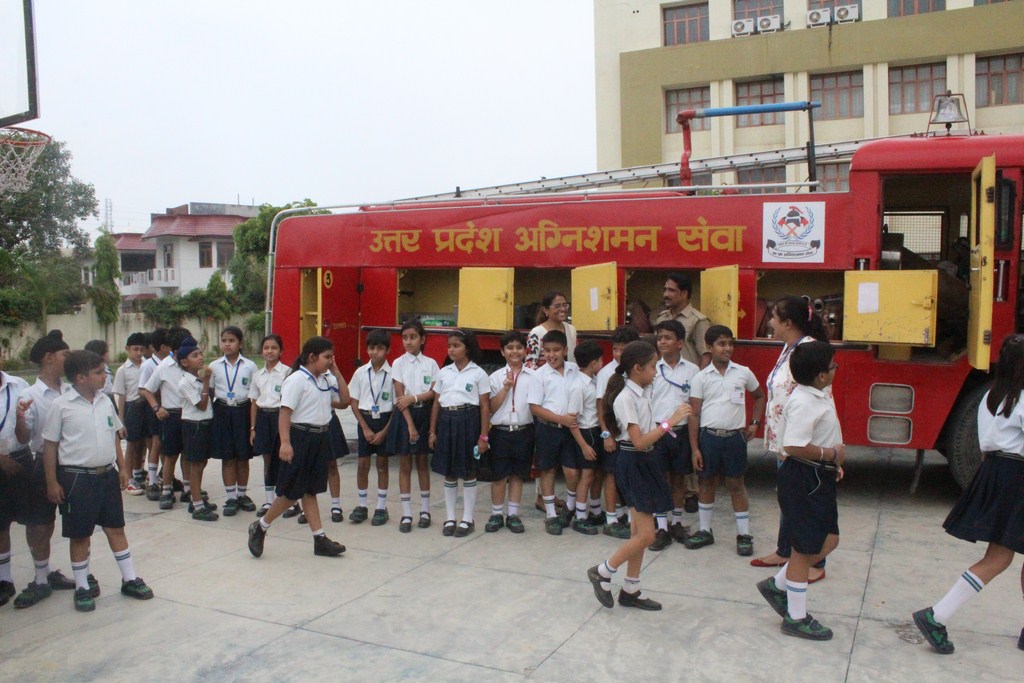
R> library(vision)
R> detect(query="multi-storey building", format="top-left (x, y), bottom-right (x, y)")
top-left (595, 0), bottom-right (1024, 190)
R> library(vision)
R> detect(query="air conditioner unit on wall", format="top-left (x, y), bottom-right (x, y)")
top-left (806, 8), bottom-right (831, 28)
top-left (732, 18), bottom-right (754, 37)
top-left (757, 14), bottom-right (782, 33)
top-left (835, 4), bottom-right (860, 23)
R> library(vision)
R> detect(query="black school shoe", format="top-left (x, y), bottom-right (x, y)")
top-left (506, 515), bottom-right (525, 534)
top-left (399, 516), bottom-right (413, 533)
top-left (442, 520), bottom-right (456, 537)
top-left (348, 506), bottom-right (369, 523)
top-left (188, 500), bottom-right (218, 514)
top-left (223, 498), bottom-right (239, 517)
top-left (236, 495), bottom-right (257, 512)
top-left (331, 507), bottom-right (344, 523)
top-left (912, 607), bottom-right (955, 654)
top-left (0, 580), bottom-right (15, 606)
top-left (454, 521), bottom-right (475, 538)
top-left (669, 523), bottom-right (690, 543)
top-left (371, 509), bottom-right (389, 526)
top-left (736, 534), bottom-right (754, 557)
top-left (74, 587), bottom-right (95, 613)
top-left (121, 577), bottom-right (154, 600)
top-left (485, 514), bottom-right (505, 532)
top-left (544, 517), bottom-right (563, 536)
top-left (145, 484), bottom-right (161, 501)
top-left (586, 565), bottom-right (614, 609)
top-left (47, 570), bottom-right (75, 590)
top-left (571, 517), bottom-right (599, 536)
top-left (648, 529), bottom-right (672, 551)
top-left (313, 534), bottom-right (345, 557)
top-left (618, 590), bottom-right (662, 611)
top-left (13, 581), bottom-right (52, 608)
top-left (756, 578), bottom-right (788, 618)
top-left (248, 521), bottom-right (267, 558)
top-left (1017, 627), bottom-right (1023, 651)
top-left (684, 529), bottom-right (714, 549)
top-left (282, 504), bottom-right (301, 519)
top-left (418, 512), bottom-right (432, 529)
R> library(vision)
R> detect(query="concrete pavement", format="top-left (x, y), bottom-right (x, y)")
top-left (1, 411), bottom-right (1021, 682)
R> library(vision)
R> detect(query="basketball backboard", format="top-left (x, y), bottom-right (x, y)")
top-left (0, 0), bottom-right (38, 127)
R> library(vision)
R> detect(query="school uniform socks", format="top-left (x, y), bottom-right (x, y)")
top-left (420, 491), bottom-right (431, 514)
top-left (444, 481), bottom-right (458, 520)
top-left (331, 497), bottom-right (341, 510)
top-left (72, 560), bottom-right (90, 590)
top-left (565, 491), bottom-right (577, 516)
top-left (933, 570), bottom-right (985, 624)
top-left (226, 485), bottom-right (237, 500)
top-left (147, 464), bottom-right (159, 486)
top-left (264, 486), bottom-right (276, 505)
top-left (576, 502), bottom-right (588, 520)
top-left (734, 511), bottom-right (750, 536)
top-left (358, 490), bottom-right (369, 508)
top-left (33, 559), bottom-right (49, 585)
top-left (376, 489), bottom-right (388, 511)
top-left (698, 503), bottom-right (714, 531)
top-left (114, 549), bottom-right (137, 582)
top-left (589, 497), bottom-right (602, 518)
top-left (543, 495), bottom-right (557, 518)
top-left (401, 494), bottom-right (413, 518)
top-left (656, 513), bottom-right (668, 531)
top-left (672, 507), bottom-right (684, 526)
top-left (597, 560), bottom-right (617, 592)
top-left (623, 576), bottom-right (641, 594)
top-left (462, 480), bottom-right (478, 522)
top-left (0, 551), bottom-right (12, 583)
top-left (786, 579), bottom-right (809, 619)
top-left (605, 511), bottom-right (617, 526)
top-left (508, 501), bottom-right (520, 517)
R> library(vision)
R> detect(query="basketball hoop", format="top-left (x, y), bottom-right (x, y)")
top-left (0, 126), bottom-right (51, 194)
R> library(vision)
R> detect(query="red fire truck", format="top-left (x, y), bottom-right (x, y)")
top-left (268, 104), bottom-right (1022, 488)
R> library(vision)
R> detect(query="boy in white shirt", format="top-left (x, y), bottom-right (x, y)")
top-left (566, 341), bottom-right (604, 535)
top-left (113, 332), bottom-right (148, 494)
top-left (0, 348), bottom-right (32, 607)
top-left (177, 336), bottom-right (218, 522)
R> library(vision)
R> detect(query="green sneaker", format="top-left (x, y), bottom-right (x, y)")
top-left (192, 506), bottom-right (220, 522)
top-left (736, 534), bottom-right (754, 556)
top-left (544, 517), bottom-right (563, 536)
top-left (602, 522), bottom-right (631, 539)
top-left (781, 614), bottom-right (833, 641)
top-left (158, 493), bottom-right (174, 510)
top-left (684, 528), bottom-right (715, 549)
top-left (120, 577), bottom-right (154, 600)
top-left (73, 587), bottom-right (95, 612)
top-left (756, 578), bottom-right (788, 618)
top-left (912, 607), bottom-right (955, 654)
top-left (484, 514), bottom-right (505, 532)
top-left (371, 508), bottom-right (389, 526)
top-left (571, 517), bottom-right (599, 536)
top-left (222, 498), bottom-right (239, 517)
top-left (0, 580), bottom-right (16, 606)
top-left (188, 500), bottom-right (218, 513)
top-left (13, 581), bottom-right (52, 609)
top-left (349, 506), bottom-right (369, 523)
top-left (235, 495), bottom-right (257, 512)
top-left (506, 515), bottom-right (525, 534)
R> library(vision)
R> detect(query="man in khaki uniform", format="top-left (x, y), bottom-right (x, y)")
top-left (651, 273), bottom-right (711, 368)
top-left (651, 272), bottom-right (711, 513)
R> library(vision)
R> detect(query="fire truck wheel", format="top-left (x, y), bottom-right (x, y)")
top-left (944, 383), bottom-right (989, 490)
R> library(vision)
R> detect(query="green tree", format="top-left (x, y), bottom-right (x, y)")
top-left (0, 138), bottom-right (98, 257)
top-left (13, 252), bottom-right (87, 329)
top-left (90, 229), bottom-right (122, 329)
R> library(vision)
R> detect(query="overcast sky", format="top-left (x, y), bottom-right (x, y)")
top-left (27, 0), bottom-right (596, 235)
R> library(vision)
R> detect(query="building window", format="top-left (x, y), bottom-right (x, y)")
top-left (198, 242), bottom-right (213, 268)
top-left (663, 4), bottom-right (709, 46)
top-left (162, 243), bottom-right (173, 268)
top-left (810, 71), bottom-right (864, 120)
top-left (667, 172), bottom-right (713, 187)
top-left (216, 242), bottom-right (235, 268)
top-left (809, 0), bottom-right (861, 9)
top-left (818, 163), bottom-right (851, 192)
top-left (736, 78), bottom-right (784, 126)
top-left (738, 166), bottom-right (786, 193)
top-left (888, 0), bottom-right (945, 16)
top-left (977, 53), bottom-right (1024, 107)
top-left (733, 0), bottom-right (783, 21)
top-left (889, 63), bottom-right (946, 115)
top-left (666, 86), bottom-right (711, 133)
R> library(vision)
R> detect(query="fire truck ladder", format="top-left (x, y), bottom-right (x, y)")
top-left (403, 137), bottom-right (877, 202)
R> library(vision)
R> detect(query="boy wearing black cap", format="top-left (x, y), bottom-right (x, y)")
top-left (114, 332), bottom-right (149, 495)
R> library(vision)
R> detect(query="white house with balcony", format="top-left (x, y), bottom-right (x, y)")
top-left (117, 202), bottom-right (259, 305)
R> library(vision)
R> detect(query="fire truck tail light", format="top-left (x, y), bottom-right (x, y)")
top-left (868, 416), bottom-right (912, 445)
top-left (869, 384), bottom-right (914, 414)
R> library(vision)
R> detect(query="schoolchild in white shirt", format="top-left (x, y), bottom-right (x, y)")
top-left (386, 320), bottom-right (438, 530)
top-left (177, 336), bottom-right (218, 522)
top-left (485, 331), bottom-right (536, 534)
top-left (565, 341), bottom-right (605, 536)
top-left (113, 332), bottom-right (148, 495)
top-left (209, 326), bottom-right (259, 516)
top-left (248, 334), bottom-right (291, 517)
top-left (428, 330), bottom-right (490, 538)
top-left (42, 350), bottom-right (154, 612)
top-left (348, 330), bottom-right (395, 528)
top-left (139, 328), bottom-right (170, 499)
top-left (84, 340), bottom-right (114, 399)
top-left (686, 325), bottom-right (765, 557)
top-left (650, 320), bottom-right (699, 550)
top-left (0, 346), bottom-right (35, 608)
top-left (595, 326), bottom-right (640, 539)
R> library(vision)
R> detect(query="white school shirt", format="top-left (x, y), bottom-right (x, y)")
top-left (978, 390), bottom-right (1024, 455)
top-left (23, 378), bottom-right (72, 454)
top-left (779, 384), bottom-right (843, 458)
top-left (612, 378), bottom-right (655, 440)
top-left (690, 361), bottom-right (759, 430)
top-left (138, 355), bottom-right (161, 389)
top-left (209, 355), bottom-right (258, 406)
top-left (101, 364), bottom-right (114, 397)
top-left (652, 356), bottom-right (699, 426)
top-left (249, 362), bottom-right (291, 409)
top-left (113, 360), bottom-right (143, 402)
top-left (392, 352), bottom-right (440, 402)
top-left (280, 367), bottom-right (336, 426)
top-left (568, 372), bottom-right (600, 429)
top-left (595, 359), bottom-right (618, 401)
top-left (349, 360), bottom-right (394, 413)
top-left (42, 388), bottom-right (123, 468)
top-left (434, 361), bottom-right (489, 408)
top-left (0, 372), bottom-right (30, 454)
top-left (179, 374), bottom-right (213, 421)
top-left (528, 362), bottom-right (580, 414)
top-left (489, 365), bottom-right (536, 426)
top-left (143, 355), bottom-right (186, 410)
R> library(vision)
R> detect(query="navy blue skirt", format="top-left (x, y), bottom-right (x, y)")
top-left (276, 426), bottom-right (330, 500)
top-left (386, 403), bottom-right (432, 455)
top-left (614, 445), bottom-right (672, 514)
top-left (431, 407), bottom-right (479, 480)
top-left (328, 412), bottom-right (350, 459)
top-left (212, 401), bottom-right (252, 460)
top-left (943, 453), bottom-right (1024, 554)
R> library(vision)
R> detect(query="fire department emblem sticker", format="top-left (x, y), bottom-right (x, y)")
top-left (762, 202), bottom-right (825, 263)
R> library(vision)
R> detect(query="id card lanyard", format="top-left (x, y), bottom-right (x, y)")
top-left (368, 367), bottom-right (387, 415)
top-left (0, 385), bottom-right (11, 436)
top-left (299, 366), bottom-right (333, 392)
top-left (659, 363), bottom-right (690, 395)
top-left (508, 367), bottom-right (521, 424)
top-left (223, 358), bottom-right (241, 400)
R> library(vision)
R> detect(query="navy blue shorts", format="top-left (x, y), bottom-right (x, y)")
top-left (488, 425), bottom-right (534, 480)
top-left (0, 449), bottom-right (56, 527)
top-left (182, 419), bottom-right (212, 463)
top-left (124, 399), bottom-right (147, 443)
top-left (356, 411), bottom-right (393, 457)
top-left (567, 426), bottom-right (601, 471)
top-left (160, 409), bottom-right (183, 457)
top-left (385, 403), bottom-right (432, 455)
top-left (212, 401), bottom-right (252, 460)
top-left (654, 427), bottom-right (693, 475)
top-left (276, 425), bottom-right (330, 500)
top-left (534, 421), bottom-right (574, 472)
top-left (777, 457), bottom-right (839, 554)
top-left (697, 429), bottom-right (748, 479)
top-left (58, 466), bottom-right (124, 538)
top-left (431, 406), bottom-right (479, 480)
top-left (599, 438), bottom-right (618, 472)
top-left (143, 402), bottom-right (161, 439)
top-left (328, 412), bottom-right (349, 459)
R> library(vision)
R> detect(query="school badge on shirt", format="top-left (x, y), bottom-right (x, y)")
top-left (107, 416), bottom-right (114, 427)
top-left (274, 384), bottom-right (281, 393)
top-left (423, 375), bottom-right (432, 386)
top-left (242, 377), bottom-right (250, 386)
top-left (382, 391), bottom-right (390, 400)
top-left (464, 383), bottom-right (473, 392)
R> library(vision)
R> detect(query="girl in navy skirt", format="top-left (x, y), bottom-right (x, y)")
top-left (248, 335), bottom-right (291, 517)
top-left (388, 320), bottom-right (439, 530)
top-left (428, 330), bottom-right (490, 538)
top-left (587, 342), bottom-right (690, 611)
top-left (913, 334), bottom-right (1024, 655)
top-left (247, 336), bottom-right (348, 559)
